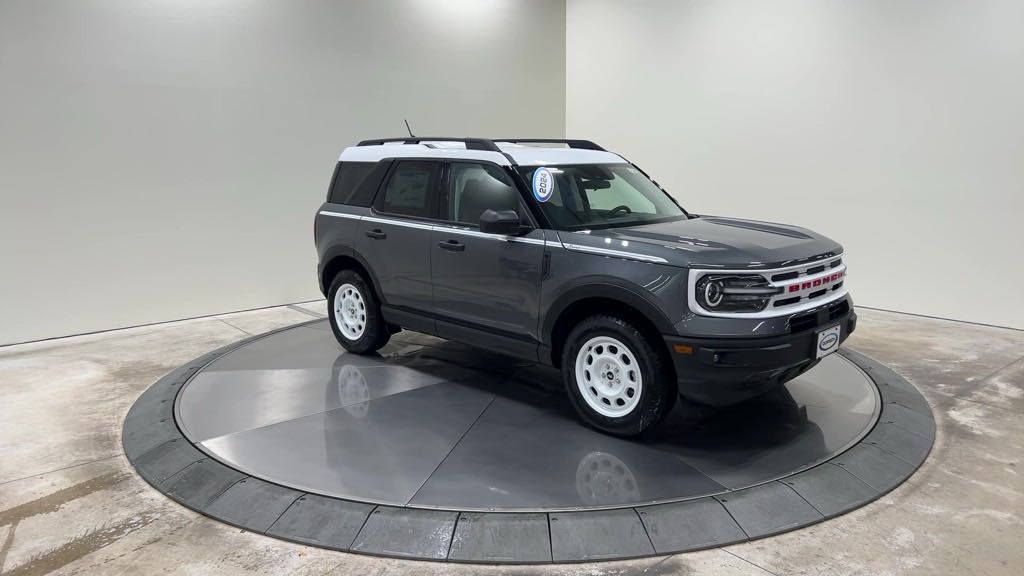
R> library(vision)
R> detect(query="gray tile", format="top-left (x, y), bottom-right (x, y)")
top-left (833, 443), bottom-right (916, 493)
top-left (878, 384), bottom-right (932, 415)
top-left (715, 482), bottom-right (823, 538)
top-left (204, 327), bottom-right (354, 371)
top-left (782, 463), bottom-right (879, 518)
top-left (638, 497), bottom-right (746, 553)
top-left (133, 439), bottom-right (204, 486)
top-left (448, 513), bottom-right (551, 563)
top-left (123, 416), bottom-right (183, 460)
top-left (178, 364), bottom-right (445, 441)
top-left (862, 422), bottom-right (933, 465)
top-left (412, 396), bottom-right (725, 510)
top-left (842, 349), bottom-right (916, 392)
top-left (881, 402), bottom-right (936, 439)
top-left (549, 509), bottom-right (654, 562)
top-left (199, 382), bottom-right (494, 505)
top-left (267, 494), bottom-right (375, 550)
top-left (164, 459), bottom-right (246, 510)
top-left (206, 477), bottom-right (303, 532)
top-left (351, 507), bottom-right (458, 560)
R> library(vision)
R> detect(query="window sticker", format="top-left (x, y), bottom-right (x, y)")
top-left (532, 167), bottom-right (554, 203)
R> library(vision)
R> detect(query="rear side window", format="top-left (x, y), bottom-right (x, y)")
top-left (328, 162), bottom-right (376, 204)
top-left (378, 161), bottom-right (437, 218)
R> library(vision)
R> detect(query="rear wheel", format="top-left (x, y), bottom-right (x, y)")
top-left (562, 315), bottom-right (676, 437)
top-left (327, 270), bottom-right (389, 354)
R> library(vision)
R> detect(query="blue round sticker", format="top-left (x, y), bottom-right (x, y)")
top-left (532, 167), bottom-right (554, 203)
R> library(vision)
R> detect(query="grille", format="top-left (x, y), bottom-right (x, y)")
top-left (768, 256), bottom-right (846, 310)
top-left (689, 254), bottom-right (848, 318)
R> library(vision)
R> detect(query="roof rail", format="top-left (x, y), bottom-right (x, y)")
top-left (491, 138), bottom-right (606, 151)
top-left (356, 137), bottom-right (502, 153)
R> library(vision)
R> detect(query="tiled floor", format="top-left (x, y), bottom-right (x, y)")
top-left (0, 304), bottom-right (1021, 575)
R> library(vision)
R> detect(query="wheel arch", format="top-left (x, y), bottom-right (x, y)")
top-left (543, 283), bottom-right (676, 369)
top-left (319, 248), bottom-right (384, 303)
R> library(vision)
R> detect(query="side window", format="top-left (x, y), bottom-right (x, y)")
top-left (328, 162), bottom-right (376, 204)
top-left (378, 161), bottom-right (437, 218)
top-left (445, 162), bottom-right (521, 226)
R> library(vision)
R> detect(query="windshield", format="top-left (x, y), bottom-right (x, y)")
top-left (518, 164), bottom-right (687, 230)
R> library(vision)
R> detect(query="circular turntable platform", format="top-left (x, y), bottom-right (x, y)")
top-left (124, 319), bottom-right (934, 563)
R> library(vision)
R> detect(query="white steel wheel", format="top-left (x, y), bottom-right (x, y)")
top-left (333, 283), bottom-right (367, 340)
top-left (574, 335), bottom-right (643, 418)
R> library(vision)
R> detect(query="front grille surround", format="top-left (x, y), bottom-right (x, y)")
top-left (687, 254), bottom-right (848, 319)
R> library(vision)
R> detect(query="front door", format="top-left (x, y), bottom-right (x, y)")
top-left (430, 161), bottom-right (545, 352)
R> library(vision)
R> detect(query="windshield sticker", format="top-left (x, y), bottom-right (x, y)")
top-left (532, 167), bottom-right (554, 203)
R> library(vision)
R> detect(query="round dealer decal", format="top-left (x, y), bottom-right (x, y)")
top-left (532, 167), bottom-right (555, 203)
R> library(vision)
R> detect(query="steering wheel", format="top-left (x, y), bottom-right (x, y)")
top-left (607, 205), bottom-right (632, 218)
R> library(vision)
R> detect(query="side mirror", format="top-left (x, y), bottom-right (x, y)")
top-left (479, 209), bottom-right (524, 235)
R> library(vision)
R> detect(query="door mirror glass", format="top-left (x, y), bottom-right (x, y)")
top-left (479, 209), bottom-right (521, 235)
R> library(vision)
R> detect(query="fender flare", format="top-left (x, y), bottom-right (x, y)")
top-left (540, 281), bottom-right (676, 347)
top-left (318, 246), bottom-right (386, 304)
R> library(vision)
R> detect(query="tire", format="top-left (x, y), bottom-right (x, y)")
top-left (327, 269), bottom-right (390, 354)
top-left (562, 315), bottom-right (676, 437)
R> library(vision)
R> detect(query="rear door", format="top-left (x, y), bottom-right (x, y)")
top-left (356, 160), bottom-right (440, 325)
top-left (430, 161), bottom-right (546, 352)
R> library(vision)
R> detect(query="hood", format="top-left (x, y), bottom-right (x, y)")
top-left (559, 216), bottom-right (842, 269)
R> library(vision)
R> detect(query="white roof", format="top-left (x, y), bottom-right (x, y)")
top-left (338, 141), bottom-right (627, 167)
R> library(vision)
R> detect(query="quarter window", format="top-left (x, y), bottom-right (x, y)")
top-left (379, 161), bottom-right (436, 218)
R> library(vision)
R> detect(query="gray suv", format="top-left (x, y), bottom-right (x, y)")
top-left (314, 137), bottom-right (856, 437)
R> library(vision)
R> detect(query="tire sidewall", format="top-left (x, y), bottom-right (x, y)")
top-left (327, 270), bottom-right (386, 353)
top-left (562, 316), bottom-right (674, 437)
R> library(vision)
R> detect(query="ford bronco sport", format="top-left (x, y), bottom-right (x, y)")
top-left (314, 137), bottom-right (855, 437)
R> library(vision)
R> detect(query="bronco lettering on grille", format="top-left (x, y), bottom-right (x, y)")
top-left (786, 270), bottom-right (845, 293)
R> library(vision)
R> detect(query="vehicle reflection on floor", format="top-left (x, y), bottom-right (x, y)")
top-left (180, 321), bottom-right (877, 511)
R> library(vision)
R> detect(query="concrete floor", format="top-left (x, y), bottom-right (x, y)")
top-left (0, 304), bottom-right (1021, 576)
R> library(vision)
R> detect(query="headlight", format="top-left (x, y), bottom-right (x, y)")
top-left (694, 274), bottom-right (781, 313)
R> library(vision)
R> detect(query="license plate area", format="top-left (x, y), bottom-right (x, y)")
top-left (815, 324), bottom-right (841, 359)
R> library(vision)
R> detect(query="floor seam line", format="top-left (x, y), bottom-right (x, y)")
top-left (939, 393), bottom-right (1023, 414)
top-left (855, 305), bottom-right (1024, 332)
top-left (348, 505), bottom-right (378, 549)
top-left (192, 378), bottom-right (451, 444)
top-left (723, 548), bottom-right (782, 576)
top-left (215, 317), bottom-right (252, 336)
top-left (405, 395), bottom-right (497, 506)
top-left (0, 300), bottom-right (328, 349)
top-left (284, 305), bottom-right (323, 317)
top-left (633, 507), bottom-right (657, 552)
top-left (265, 492), bottom-right (306, 534)
top-left (946, 355), bottom-right (1024, 403)
top-left (0, 454), bottom-right (121, 487)
top-left (778, 480), bottom-right (825, 518)
top-left (714, 497), bottom-right (751, 539)
top-left (444, 512), bottom-right (461, 560)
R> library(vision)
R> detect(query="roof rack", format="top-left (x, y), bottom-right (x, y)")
top-left (492, 138), bottom-right (606, 151)
top-left (356, 137), bottom-right (607, 153)
top-left (356, 137), bottom-right (502, 152)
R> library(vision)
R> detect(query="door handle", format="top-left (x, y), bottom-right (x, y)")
top-left (365, 228), bottom-right (387, 240)
top-left (438, 239), bottom-right (465, 252)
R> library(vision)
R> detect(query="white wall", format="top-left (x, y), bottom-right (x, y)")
top-left (0, 0), bottom-right (566, 345)
top-left (567, 0), bottom-right (1024, 329)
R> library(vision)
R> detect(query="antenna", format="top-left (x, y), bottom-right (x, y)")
top-left (404, 119), bottom-right (415, 138)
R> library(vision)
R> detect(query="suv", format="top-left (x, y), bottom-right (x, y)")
top-left (314, 137), bottom-right (855, 437)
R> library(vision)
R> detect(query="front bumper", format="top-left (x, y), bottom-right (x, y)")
top-left (664, 304), bottom-right (857, 406)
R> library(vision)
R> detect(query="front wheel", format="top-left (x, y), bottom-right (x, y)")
top-left (327, 270), bottom-right (389, 354)
top-left (562, 315), bottom-right (676, 437)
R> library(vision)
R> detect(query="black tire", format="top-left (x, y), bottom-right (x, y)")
top-left (561, 315), bottom-right (676, 437)
top-left (327, 269), bottom-right (390, 354)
